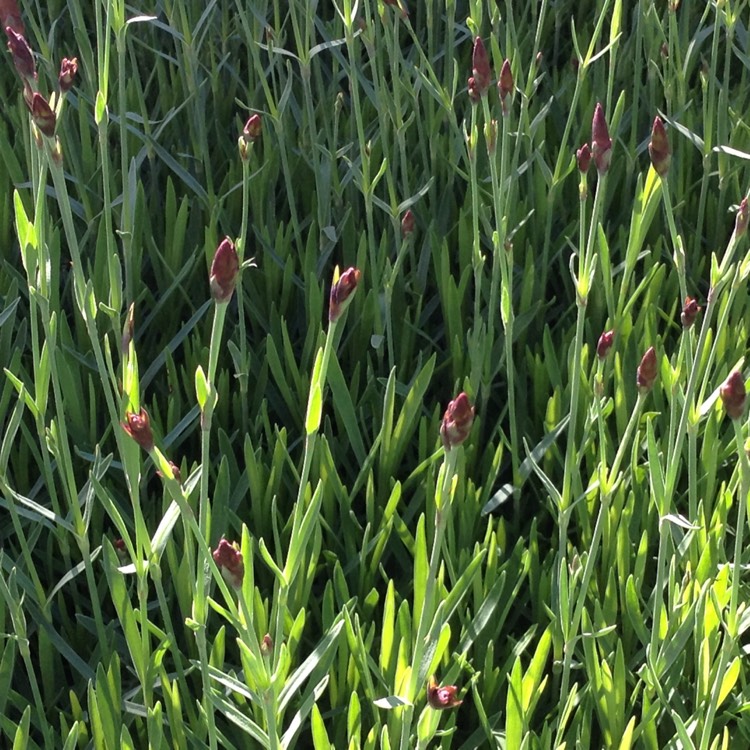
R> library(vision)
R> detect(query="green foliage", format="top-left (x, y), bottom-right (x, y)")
top-left (1, 0), bottom-right (750, 747)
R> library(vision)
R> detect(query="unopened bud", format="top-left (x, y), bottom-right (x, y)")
top-left (427, 676), bottom-right (463, 710)
top-left (591, 102), bottom-right (612, 175)
top-left (577, 143), bottom-right (591, 174)
top-left (680, 297), bottom-right (701, 329)
top-left (401, 209), bottom-right (415, 238)
top-left (28, 92), bottom-right (56, 137)
top-left (329, 266), bottom-right (361, 322)
top-left (498, 59), bottom-right (513, 116)
top-left (636, 346), bottom-right (658, 393)
top-left (122, 407), bottom-right (154, 452)
top-left (209, 237), bottom-right (239, 303)
top-left (440, 392), bottom-right (475, 450)
top-left (5, 26), bottom-right (35, 80)
top-left (471, 37), bottom-right (491, 98)
top-left (648, 116), bottom-right (671, 178)
top-left (735, 198), bottom-right (748, 239)
top-left (596, 330), bottom-right (614, 359)
top-left (242, 114), bottom-right (262, 142)
top-left (720, 371), bottom-right (746, 420)
top-left (212, 538), bottom-right (244, 588)
top-left (58, 57), bottom-right (78, 92)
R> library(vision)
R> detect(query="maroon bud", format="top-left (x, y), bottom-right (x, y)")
top-left (28, 92), bottom-right (56, 137)
top-left (213, 538), bottom-right (244, 588)
top-left (680, 296), bottom-right (701, 329)
top-left (471, 37), bottom-right (491, 98)
top-left (58, 56), bottom-right (77, 92)
top-left (121, 407), bottom-right (154, 452)
top-left (261, 633), bottom-right (273, 655)
top-left (427, 676), bottom-right (463, 710)
top-left (577, 143), bottom-right (591, 174)
top-left (440, 392), bottom-right (475, 450)
top-left (720, 371), bottom-right (746, 421)
top-left (242, 114), bottom-right (262, 143)
top-left (5, 26), bottom-right (35, 79)
top-left (114, 538), bottom-right (126, 552)
top-left (209, 237), bottom-right (239, 303)
top-left (636, 346), bottom-right (658, 393)
top-left (648, 116), bottom-right (671, 178)
top-left (735, 198), bottom-right (748, 240)
top-left (467, 77), bottom-right (480, 104)
top-left (329, 266), bottom-right (361, 322)
top-left (597, 330), bottom-right (614, 359)
top-left (591, 102), bottom-right (612, 175)
top-left (401, 209), bottom-right (415, 238)
top-left (498, 59), bottom-right (513, 115)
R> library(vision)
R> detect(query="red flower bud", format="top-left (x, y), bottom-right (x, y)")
top-left (213, 538), bottom-right (244, 588)
top-left (636, 346), bottom-right (658, 393)
top-left (576, 143), bottom-right (591, 174)
top-left (58, 56), bottom-right (77, 92)
top-left (648, 116), bottom-right (671, 178)
top-left (121, 407), bottom-right (154, 452)
top-left (680, 296), bottom-right (701, 329)
top-left (596, 330), bottom-right (614, 359)
top-left (28, 92), bottom-right (56, 137)
top-left (261, 633), bottom-right (273, 655)
top-left (591, 102), bottom-right (612, 176)
top-left (440, 392), bottom-right (475, 450)
top-left (242, 114), bottom-right (262, 143)
top-left (498, 59), bottom-right (513, 115)
top-left (209, 237), bottom-right (239, 303)
top-left (470, 37), bottom-right (491, 98)
top-left (401, 209), bottom-right (415, 238)
top-left (329, 266), bottom-right (361, 322)
top-left (427, 676), bottom-right (463, 710)
top-left (720, 371), bottom-right (746, 421)
top-left (5, 26), bottom-right (35, 79)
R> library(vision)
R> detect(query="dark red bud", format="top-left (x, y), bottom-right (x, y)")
top-left (121, 407), bottom-right (154, 451)
top-left (329, 266), bottom-right (361, 322)
top-left (427, 676), bottom-right (463, 710)
top-left (209, 237), bottom-right (239, 303)
top-left (1, 3), bottom-right (25, 36)
top-left (440, 392), bottom-right (475, 450)
top-left (636, 346), bottom-right (658, 393)
top-left (5, 26), bottom-right (35, 79)
top-left (648, 116), bottom-right (671, 177)
top-left (577, 143), bottom-right (591, 174)
top-left (498, 59), bottom-right (513, 115)
top-left (720, 371), bottom-right (746, 421)
top-left (261, 633), bottom-right (273, 655)
top-left (28, 92), bottom-right (56, 137)
top-left (401, 209), bottom-right (415, 238)
top-left (213, 538), bottom-right (244, 588)
top-left (58, 57), bottom-right (77, 92)
top-left (680, 297), bottom-right (701, 329)
top-left (242, 113), bottom-right (262, 143)
top-left (591, 102), bottom-right (612, 175)
top-left (596, 330), bottom-right (614, 359)
top-left (471, 37), bottom-right (491, 97)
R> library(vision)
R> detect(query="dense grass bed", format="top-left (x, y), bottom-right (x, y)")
top-left (2, 0), bottom-right (750, 747)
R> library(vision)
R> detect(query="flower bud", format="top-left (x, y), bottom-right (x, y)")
top-left (648, 116), bottom-right (671, 178)
top-left (401, 209), bottom-right (415, 238)
top-left (636, 346), bottom-right (658, 393)
top-left (5, 26), bottom-right (35, 80)
top-left (440, 392), bottom-right (474, 450)
top-left (576, 143), bottom-right (591, 174)
top-left (242, 114), bottom-right (262, 143)
top-left (591, 102), bottom-right (612, 176)
top-left (28, 92), bottom-right (56, 137)
top-left (680, 296), bottom-right (701, 329)
top-left (212, 538), bottom-right (244, 588)
top-left (596, 330), bottom-right (614, 359)
top-left (720, 371), bottom-right (746, 421)
top-left (2, 2), bottom-right (25, 36)
top-left (121, 302), bottom-right (135, 354)
top-left (427, 676), bottom-right (463, 710)
top-left (209, 237), bottom-right (239, 303)
top-left (261, 633), bottom-right (273, 655)
top-left (328, 266), bottom-right (361, 322)
top-left (735, 197), bottom-right (748, 240)
top-left (122, 407), bottom-right (154, 451)
top-left (470, 37), bottom-right (491, 98)
top-left (58, 57), bottom-right (77, 92)
top-left (498, 59), bottom-right (513, 115)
